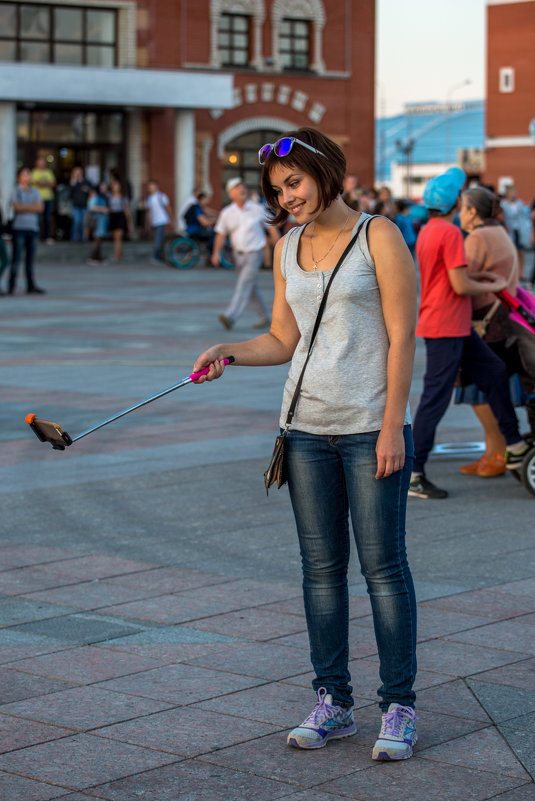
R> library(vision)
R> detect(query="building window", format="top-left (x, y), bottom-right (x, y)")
top-left (279, 18), bottom-right (310, 70)
top-left (218, 13), bottom-right (251, 67)
top-left (499, 67), bottom-right (514, 93)
top-left (0, 2), bottom-right (117, 66)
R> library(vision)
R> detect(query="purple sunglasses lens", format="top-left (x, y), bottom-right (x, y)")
top-left (259, 144), bottom-right (272, 163)
top-left (274, 138), bottom-right (293, 157)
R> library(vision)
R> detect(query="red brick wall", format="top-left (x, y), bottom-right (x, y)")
top-left (485, 1), bottom-right (535, 198)
top-left (138, 0), bottom-right (375, 209)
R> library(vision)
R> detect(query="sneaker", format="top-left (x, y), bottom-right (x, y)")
top-left (372, 703), bottom-right (417, 761)
top-left (253, 317), bottom-right (271, 329)
top-left (505, 443), bottom-right (531, 470)
top-left (287, 687), bottom-right (356, 749)
top-left (408, 474), bottom-right (448, 499)
top-left (476, 452), bottom-right (506, 477)
top-left (218, 313), bottom-right (233, 331)
top-left (459, 456), bottom-right (484, 475)
top-left (26, 286), bottom-right (46, 294)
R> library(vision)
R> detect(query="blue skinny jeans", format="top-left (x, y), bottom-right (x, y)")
top-left (286, 426), bottom-right (417, 711)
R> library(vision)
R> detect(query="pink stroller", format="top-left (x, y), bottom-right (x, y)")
top-left (497, 287), bottom-right (535, 495)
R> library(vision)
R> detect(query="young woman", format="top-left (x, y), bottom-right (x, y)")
top-left (193, 128), bottom-right (419, 761)
top-left (107, 177), bottom-right (133, 261)
top-left (456, 187), bottom-right (522, 476)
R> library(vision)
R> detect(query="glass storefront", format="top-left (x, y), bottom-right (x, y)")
top-left (16, 105), bottom-right (126, 239)
top-left (17, 107), bottom-right (125, 184)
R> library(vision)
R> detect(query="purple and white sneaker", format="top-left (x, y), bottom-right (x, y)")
top-left (372, 703), bottom-right (417, 760)
top-left (287, 687), bottom-right (356, 749)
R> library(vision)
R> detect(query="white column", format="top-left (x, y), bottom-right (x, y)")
top-left (0, 102), bottom-right (16, 220)
top-left (174, 109), bottom-right (195, 231)
top-left (126, 109), bottom-right (142, 228)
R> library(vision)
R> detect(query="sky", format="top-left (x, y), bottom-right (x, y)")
top-left (376, 0), bottom-right (487, 117)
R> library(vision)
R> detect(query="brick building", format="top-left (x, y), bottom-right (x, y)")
top-left (485, 0), bottom-right (535, 200)
top-left (0, 0), bottom-right (375, 229)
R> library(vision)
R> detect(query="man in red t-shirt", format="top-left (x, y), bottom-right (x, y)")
top-left (410, 168), bottom-right (529, 499)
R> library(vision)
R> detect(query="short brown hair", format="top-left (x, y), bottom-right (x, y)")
top-left (260, 127), bottom-right (346, 225)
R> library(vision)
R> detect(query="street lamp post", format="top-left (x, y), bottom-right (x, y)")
top-left (445, 78), bottom-right (472, 165)
top-left (396, 138), bottom-right (415, 198)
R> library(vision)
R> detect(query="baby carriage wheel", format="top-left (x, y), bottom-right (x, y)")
top-left (520, 446), bottom-right (535, 497)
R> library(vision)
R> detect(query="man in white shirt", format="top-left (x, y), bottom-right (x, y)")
top-left (145, 180), bottom-right (171, 264)
top-left (213, 178), bottom-right (279, 329)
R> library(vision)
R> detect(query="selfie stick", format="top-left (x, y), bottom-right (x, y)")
top-left (25, 357), bottom-right (235, 450)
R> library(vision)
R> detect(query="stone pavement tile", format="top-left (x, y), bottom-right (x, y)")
top-left (324, 759), bottom-right (527, 801)
top-left (95, 662), bottom-right (265, 705)
top-left (91, 759), bottom-right (295, 801)
top-left (0, 565), bottom-right (86, 595)
top-left (416, 679), bottom-right (491, 722)
top-left (503, 711), bottom-right (535, 733)
top-left (0, 713), bottom-right (72, 753)
top-left (422, 589), bottom-right (535, 621)
top-left (470, 658), bottom-right (535, 691)
top-left (96, 592), bottom-right (256, 624)
top-left (257, 596), bottom-right (306, 617)
top-left (350, 703), bottom-right (487, 753)
top-left (0, 667), bottom-right (74, 704)
top-left (0, 642), bottom-right (68, 665)
top-left (411, 606), bottom-right (490, 641)
top-left (475, 785), bottom-right (535, 801)
top-left (94, 640), bottom-right (234, 665)
top-left (92, 625), bottom-right (237, 648)
top-left (445, 620), bottom-right (535, 655)
top-left (467, 680), bottom-right (535, 723)
top-left (187, 577), bottom-right (302, 607)
top-left (194, 681), bottom-right (372, 728)
top-left (20, 555), bottom-right (155, 581)
top-left (517, 612), bottom-right (535, 626)
top-left (0, 771), bottom-right (70, 801)
top-left (199, 733), bottom-right (371, 788)
top-left (415, 639), bottom-right (530, 676)
top-left (419, 725), bottom-right (531, 779)
top-left (0, 686), bottom-right (172, 729)
top-left (187, 608), bottom-right (308, 640)
top-left (10, 644), bottom-right (165, 683)
top-left (274, 793), bottom-right (359, 801)
top-left (23, 579), bottom-right (168, 610)
top-left (0, 540), bottom-right (83, 569)
top-left (0, 596), bottom-right (77, 625)
top-left (101, 565), bottom-right (229, 593)
top-left (53, 796), bottom-right (105, 800)
top-left (10, 612), bottom-right (149, 645)
top-left (185, 640), bottom-right (313, 680)
top-left (495, 577), bottom-right (535, 596)
top-left (92, 705), bottom-right (282, 757)
top-left (498, 726), bottom-right (535, 780)
top-left (0, 733), bottom-right (179, 791)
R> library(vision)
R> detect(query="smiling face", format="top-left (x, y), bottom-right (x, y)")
top-left (267, 162), bottom-right (321, 223)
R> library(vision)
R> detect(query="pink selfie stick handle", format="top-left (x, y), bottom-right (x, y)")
top-left (189, 356), bottom-right (235, 382)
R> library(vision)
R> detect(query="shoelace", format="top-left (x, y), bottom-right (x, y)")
top-left (303, 687), bottom-right (338, 725)
top-left (380, 705), bottom-right (416, 738)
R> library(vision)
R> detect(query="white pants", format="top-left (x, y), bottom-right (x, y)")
top-left (225, 248), bottom-right (269, 322)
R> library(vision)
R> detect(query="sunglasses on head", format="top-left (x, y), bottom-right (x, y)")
top-left (258, 136), bottom-right (328, 165)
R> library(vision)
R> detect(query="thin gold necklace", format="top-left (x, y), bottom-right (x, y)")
top-left (310, 207), bottom-right (352, 271)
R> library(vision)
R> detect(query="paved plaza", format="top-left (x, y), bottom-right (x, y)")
top-left (1, 241), bottom-right (535, 800)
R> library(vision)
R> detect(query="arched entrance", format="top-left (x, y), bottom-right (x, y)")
top-left (222, 128), bottom-right (280, 197)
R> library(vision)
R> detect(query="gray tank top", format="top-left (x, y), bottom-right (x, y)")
top-left (279, 213), bottom-right (411, 434)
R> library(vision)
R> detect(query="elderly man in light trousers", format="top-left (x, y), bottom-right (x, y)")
top-left (213, 177), bottom-right (279, 330)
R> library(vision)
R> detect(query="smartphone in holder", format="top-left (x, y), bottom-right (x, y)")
top-left (25, 414), bottom-right (73, 450)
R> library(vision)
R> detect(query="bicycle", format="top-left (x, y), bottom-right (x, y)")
top-left (165, 233), bottom-right (233, 270)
